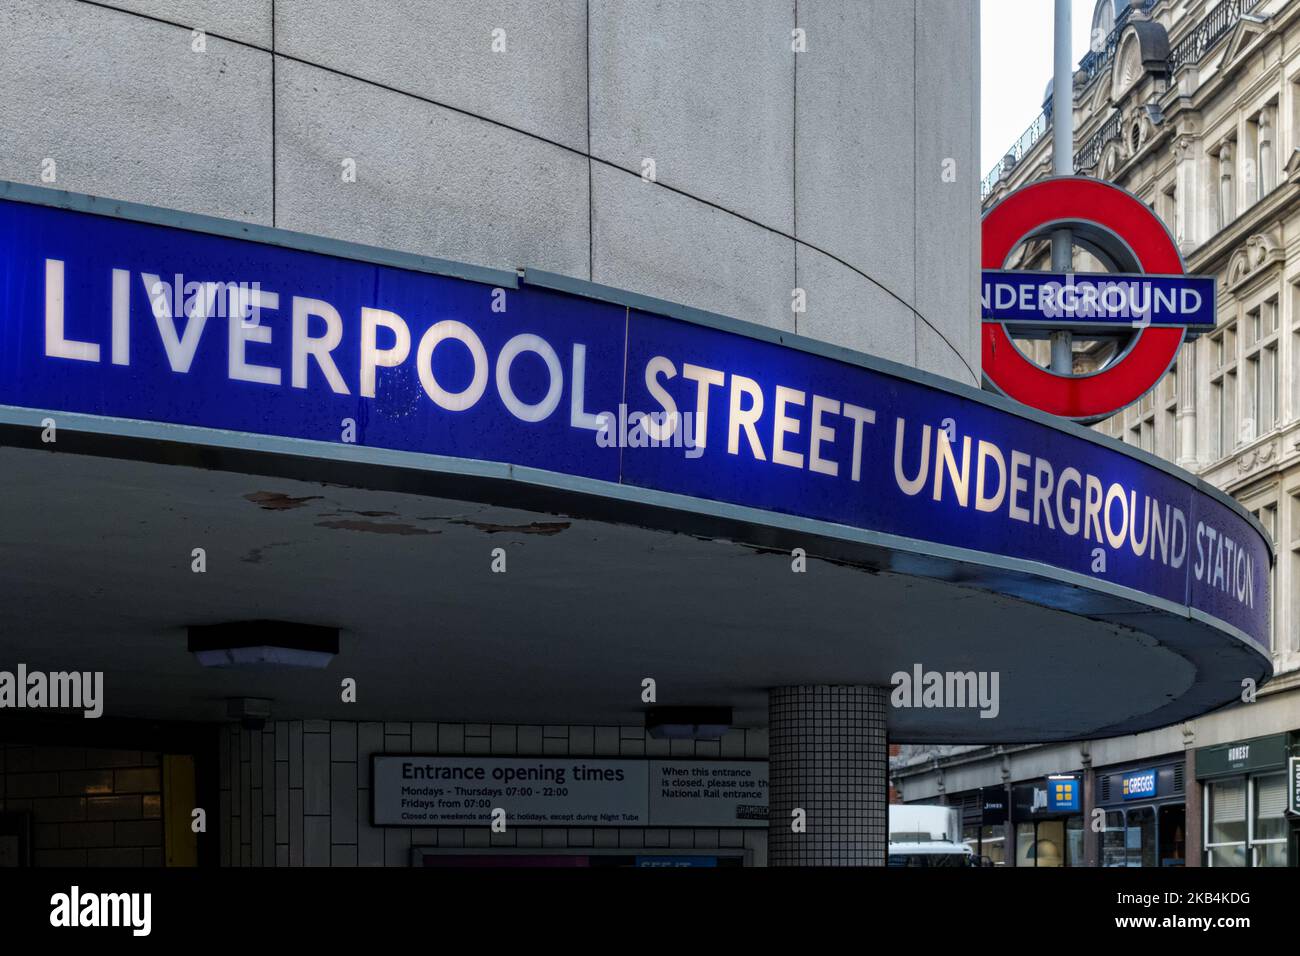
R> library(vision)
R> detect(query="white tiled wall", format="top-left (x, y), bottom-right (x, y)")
top-left (220, 721), bottom-right (769, 867)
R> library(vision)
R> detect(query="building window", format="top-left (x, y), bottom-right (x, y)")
top-left (1128, 389), bottom-right (1155, 453)
top-left (1160, 361), bottom-right (1178, 461)
top-left (1218, 141), bottom-right (1236, 226)
top-left (1091, 0), bottom-right (1115, 39)
top-left (1291, 282), bottom-right (1300, 425)
top-left (1252, 502), bottom-right (1278, 653)
top-left (1244, 114), bottom-right (1261, 206)
top-left (1291, 490), bottom-right (1300, 652)
top-left (1208, 321), bottom-right (1238, 460)
top-left (1258, 105), bottom-right (1277, 198)
top-left (1205, 779), bottom-right (1247, 867)
top-left (1242, 300), bottom-right (1278, 441)
top-left (1161, 182), bottom-right (1178, 242)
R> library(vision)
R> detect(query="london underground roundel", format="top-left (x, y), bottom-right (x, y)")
top-left (981, 176), bottom-right (1215, 423)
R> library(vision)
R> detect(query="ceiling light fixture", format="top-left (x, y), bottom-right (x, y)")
top-left (188, 621), bottom-right (339, 670)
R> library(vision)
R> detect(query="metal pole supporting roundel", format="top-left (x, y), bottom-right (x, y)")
top-left (981, 176), bottom-right (1189, 422)
top-left (1049, 0), bottom-right (1074, 375)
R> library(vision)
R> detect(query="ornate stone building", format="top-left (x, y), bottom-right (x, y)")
top-left (895, 0), bottom-right (1300, 867)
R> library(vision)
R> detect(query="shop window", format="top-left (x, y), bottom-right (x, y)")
top-left (1157, 804), bottom-right (1185, 866)
top-left (1252, 774), bottom-right (1289, 867)
top-left (1100, 802), bottom-right (1185, 867)
top-left (1015, 821), bottom-right (1035, 866)
top-left (1031, 820), bottom-right (1065, 867)
top-left (1205, 779), bottom-right (1248, 867)
top-left (980, 825), bottom-right (1006, 866)
top-left (1017, 818), bottom-right (1083, 867)
top-left (1065, 815), bottom-right (1085, 867)
top-left (1101, 810), bottom-right (1127, 867)
top-left (1125, 806), bottom-right (1157, 867)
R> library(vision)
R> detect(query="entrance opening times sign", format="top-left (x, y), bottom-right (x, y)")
top-left (371, 756), bottom-right (768, 828)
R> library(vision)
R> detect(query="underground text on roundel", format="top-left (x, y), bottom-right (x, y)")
top-left (0, 196), bottom-right (1269, 647)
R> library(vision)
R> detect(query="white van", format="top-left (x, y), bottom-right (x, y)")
top-left (888, 804), bottom-right (976, 867)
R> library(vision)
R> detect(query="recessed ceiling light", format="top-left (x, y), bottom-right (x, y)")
top-left (188, 621), bottom-right (339, 670)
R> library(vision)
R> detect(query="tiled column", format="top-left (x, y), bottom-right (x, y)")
top-left (767, 685), bottom-right (887, 866)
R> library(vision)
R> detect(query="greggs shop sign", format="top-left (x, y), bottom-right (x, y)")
top-left (0, 189), bottom-right (1271, 649)
top-left (1121, 769), bottom-right (1158, 801)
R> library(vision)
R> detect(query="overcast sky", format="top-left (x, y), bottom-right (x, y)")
top-left (981, 0), bottom-right (1100, 176)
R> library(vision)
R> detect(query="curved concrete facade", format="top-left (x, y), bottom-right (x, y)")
top-left (0, 0), bottom-right (980, 384)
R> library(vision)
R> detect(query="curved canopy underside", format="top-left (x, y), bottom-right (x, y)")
top-left (0, 440), bottom-right (1269, 744)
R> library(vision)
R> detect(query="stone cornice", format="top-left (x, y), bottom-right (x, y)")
top-left (1186, 178), bottom-right (1298, 273)
top-left (1203, 421), bottom-right (1300, 496)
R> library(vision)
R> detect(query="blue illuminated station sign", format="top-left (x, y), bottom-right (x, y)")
top-left (0, 191), bottom-right (1271, 652)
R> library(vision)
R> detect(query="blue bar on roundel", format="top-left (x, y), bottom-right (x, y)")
top-left (980, 270), bottom-right (1217, 332)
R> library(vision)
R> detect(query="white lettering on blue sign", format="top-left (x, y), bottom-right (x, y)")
top-left (1122, 770), bottom-right (1157, 799)
top-left (1192, 522), bottom-right (1257, 609)
top-left (981, 279), bottom-right (1202, 321)
top-left (37, 257), bottom-right (1260, 610)
top-left (891, 419), bottom-right (1206, 578)
top-left (980, 271), bottom-right (1217, 329)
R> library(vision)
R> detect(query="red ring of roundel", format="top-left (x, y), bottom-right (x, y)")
top-left (981, 176), bottom-right (1186, 421)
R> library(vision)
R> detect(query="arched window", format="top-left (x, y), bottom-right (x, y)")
top-left (1091, 0), bottom-right (1118, 50)
top-left (1092, 0), bottom-right (1133, 51)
